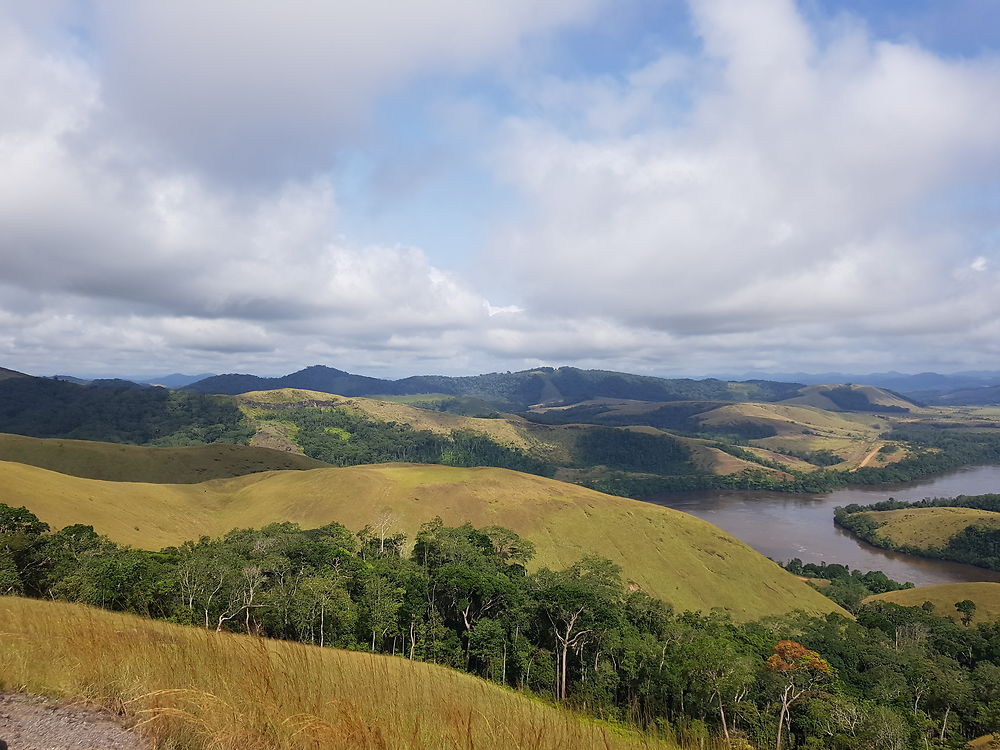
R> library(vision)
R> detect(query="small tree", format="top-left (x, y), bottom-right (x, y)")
top-left (766, 640), bottom-right (833, 750)
top-left (955, 599), bottom-right (977, 626)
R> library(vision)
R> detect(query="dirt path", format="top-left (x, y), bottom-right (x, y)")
top-left (0, 692), bottom-right (150, 750)
top-left (857, 443), bottom-right (882, 469)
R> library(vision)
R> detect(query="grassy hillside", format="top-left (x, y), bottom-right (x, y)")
top-left (239, 388), bottom-right (553, 458)
top-left (0, 432), bottom-right (326, 482)
top-left (857, 507), bottom-right (1000, 548)
top-left (0, 459), bottom-right (843, 620)
top-left (0, 597), bottom-right (680, 750)
top-left (865, 582), bottom-right (1000, 623)
top-left (0, 365), bottom-right (28, 381)
top-left (779, 384), bottom-right (917, 413)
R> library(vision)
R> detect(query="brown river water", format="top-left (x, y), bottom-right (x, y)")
top-left (649, 464), bottom-right (1000, 587)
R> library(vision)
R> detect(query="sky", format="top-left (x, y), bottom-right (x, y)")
top-left (2, 0), bottom-right (1000, 379)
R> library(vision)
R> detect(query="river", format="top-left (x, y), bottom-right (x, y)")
top-left (649, 464), bottom-right (1000, 587)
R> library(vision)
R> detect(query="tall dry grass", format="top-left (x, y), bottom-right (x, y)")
top-left (0, 597), bottom-right (709, 750)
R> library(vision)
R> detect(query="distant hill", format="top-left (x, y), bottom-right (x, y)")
top-left (0, 432), bottom-right (325, 482)
top-left (0, 376), bottom-right (252, 446)
top-left (137, 372), bottom-right (217, 387)
top-left (0, 366), bottom-right (29, 381)
top-left (186, 364), bottom-right (804, 409)
top-left (779, 384), bottom-right (917, 413)
top-left (865, 582), bottom-right (1000, 623)
top-left (920, 384), bottom-right (1000, 406)
top-left (0, 459), bottom-right (844, 620)
top-left (716, 370), bottom-right (1000, 396)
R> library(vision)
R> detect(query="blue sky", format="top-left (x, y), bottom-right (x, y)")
top-left (1, 0), bottom-right (999, 378)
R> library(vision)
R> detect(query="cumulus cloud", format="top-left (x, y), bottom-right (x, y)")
top-left (0, 13), bottom-right (510, 376)
top-left (2, 0), bottom-right (1000, 378)
top-left (491, 0), bottom-right (1000, 366)
top-left (87, 0), bottom-right (603, 182)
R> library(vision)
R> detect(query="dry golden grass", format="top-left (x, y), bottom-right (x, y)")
top-left (969, 734), bottom-right (1000, 748)
top-left (0, 460), bottom-right (843, 620)
top-left (864, 583), bottom-right (1000, 623)
top-left (0, 433), bottom-right (325, 483)
top-left (859, 507), bottom-right (1000, 548)
top-left (0, 597), bottom-right (688, 750)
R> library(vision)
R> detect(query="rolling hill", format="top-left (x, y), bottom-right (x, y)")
top-left (186, 364), bottom-right (804, 409)
top-left (0, 459), bottom-right (844, 620)
top-left (855, 507), bottom-right (1000, 549)
top-left (0, 365), bottom-right (29, 381)
top-left (865, 582), bottom-right (1000, 623)
top-left (778, 384), bottom-right (918, 413)
top-left (0, 432), bottom-right (326, 482)
top-left (1, 597), bottom-right (675, 750)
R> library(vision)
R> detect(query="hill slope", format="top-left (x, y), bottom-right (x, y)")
top-left (779, 384), bottom-right (917, 413)
top-left (0, 432), bottom-right (326, 482)
top-left (0, 460), bottom-right (843, 620)
top-left (865, 582), bottom-right (1000, 623)
top-left (187, 364), bottom-right (803, 408)
top-left (1, 597), bottom-right (674, 750)
top-left (857, 507), bottom-right (1000, 548)
top-left (0, 366), bottom-right (29, 381)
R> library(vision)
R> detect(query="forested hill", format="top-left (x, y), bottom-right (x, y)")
top-left (185, 364), bottom-right (804, 408)
top-left (0, 374), bottom-right (252, 446)
top-left (0, 366), bottom-right (29, 381)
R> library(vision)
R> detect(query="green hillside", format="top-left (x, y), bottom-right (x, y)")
top-left (854, 507), bottom-right (1000, 549)
top-left (0, 432), bottom-right (326, 482)
top-left (865, 582), bottom-right (1000, 623)
top-left (779, 384), bottom-right (918, 413)
top-left (0, 459), bottom-right (843, 620)
top-left (187, 364), bottom-right (804, 408)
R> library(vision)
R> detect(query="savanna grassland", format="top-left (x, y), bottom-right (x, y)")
top-left (865, 582), bottom-right (1000, 624)
top-left (854, 507), bottom-right (1000, 549)
top-left (0, 432), bottom-right (325, 482)
top-left (0, 458), bottom-right (841, 619)
top-left (0, 597), bottom-right (686, 750)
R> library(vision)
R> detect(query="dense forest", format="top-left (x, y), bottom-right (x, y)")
top-left (2, 503), bottom-right (998, 749)
top-left (835, 494), bottom-right (1000, 571)
top-left (0, 377), bottom-right (252, 445)
top-left (778, 560), bottom-right (915, 612)
top-left (188, 365), bottom-right (805, 409)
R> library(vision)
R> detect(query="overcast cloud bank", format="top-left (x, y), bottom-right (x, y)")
top-left (1, 0), bottom-right (998, 377)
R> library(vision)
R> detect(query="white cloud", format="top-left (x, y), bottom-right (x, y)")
top-left (86, 0), bottom-right (603, 181)
top-left (3, 0), bottom-right (1000, 378)
top-left (490, 0), bottom-right (1000, 369)
top-left (0, 16), bottom-right (503, 375)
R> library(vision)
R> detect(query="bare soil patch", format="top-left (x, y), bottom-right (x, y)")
top-left (0, 692), bottom-right (150, 750)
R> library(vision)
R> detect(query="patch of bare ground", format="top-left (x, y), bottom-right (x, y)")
top-left (0, 692), bottom-right (150, 750)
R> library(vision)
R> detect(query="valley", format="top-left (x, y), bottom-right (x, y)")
top-left (3, 363), bottom-right (1000, 749)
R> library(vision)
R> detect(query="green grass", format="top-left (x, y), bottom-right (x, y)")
top-left (865, 582), bottom-right (1000, 623)
top-left (0, 432), bottom-right (326, 483)
top-left (0, 459), bottom-right (843, 621)
top-left (0, 597), bottom-right (687, 750)
top-left (858, 507), bottom-right (1000, 548)
top-left (365, 393), bottom-right (455, 405)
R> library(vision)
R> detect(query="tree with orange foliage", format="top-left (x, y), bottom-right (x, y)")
top-left (765, 640), bottom-right (833, 750)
